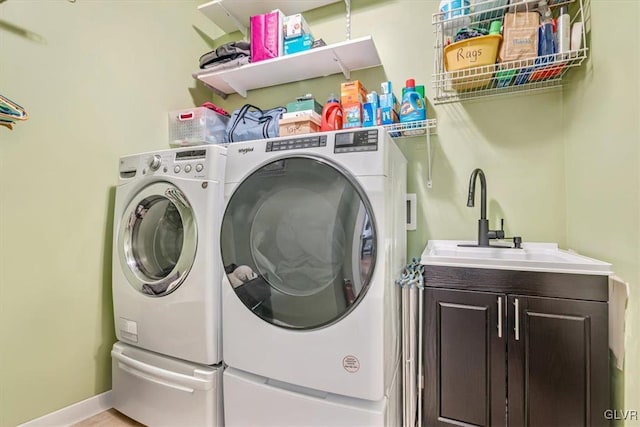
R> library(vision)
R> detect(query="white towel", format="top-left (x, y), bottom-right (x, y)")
top-left (608, 275), bottom-right (629, 370)
top-left (228, 265), bottom-right (257, 288)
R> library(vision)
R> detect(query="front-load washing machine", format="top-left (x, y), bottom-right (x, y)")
top-left (112, 145), bottom-right (226, 365)
top-left (220, 127), bottom-right (406, 424)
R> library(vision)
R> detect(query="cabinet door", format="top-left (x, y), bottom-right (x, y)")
top-left (507, 295), bottom-right (609, 427)
top-left (423, 288), bottom-right (507, 427)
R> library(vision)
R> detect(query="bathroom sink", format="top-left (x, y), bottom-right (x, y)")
top-left (421, 240), bottom-right (612, 275)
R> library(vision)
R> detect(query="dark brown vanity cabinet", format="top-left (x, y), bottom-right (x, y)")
top-left (423, 266), bottom-right (610, 427)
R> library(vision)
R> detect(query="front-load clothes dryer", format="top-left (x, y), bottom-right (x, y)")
top-left (221, 127), bottom-right (407, 404)
top-left (112, 146), bottom-right (226, 365)
top-left (112, 342), bottom-right (223, 427)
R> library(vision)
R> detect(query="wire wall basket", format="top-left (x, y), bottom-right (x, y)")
top-left (432, 0), bottom-right (588, 104)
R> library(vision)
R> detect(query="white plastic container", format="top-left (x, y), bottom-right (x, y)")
top-left (111, 342), bottom-right (223, 427)
top-left (557, 5), bottom-right (570, 56)
top-left (168, 107), bottom-right (228, 146)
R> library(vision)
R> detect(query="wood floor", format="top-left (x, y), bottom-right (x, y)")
top-left (72, 409), bottom-right (145, 427)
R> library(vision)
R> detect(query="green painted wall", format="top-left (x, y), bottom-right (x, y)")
top-left (0, 2), bottom-right (221, 426)
top-left (0, 0), bottom-right (637, 426)
top-left (563, 1), bottom-right (640, 423)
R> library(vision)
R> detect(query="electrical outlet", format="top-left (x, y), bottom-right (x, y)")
top-left (406, 194), bottom-right (417, 231)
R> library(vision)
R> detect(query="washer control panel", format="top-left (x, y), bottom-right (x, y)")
top-left (148, 154), bottom-right (162, 170)
top-left (144, 148), bottom-right (207, 176)
top-left (266, 135), bottom-right (327, 152)
top-left (121, 148), bottom-right (214, 179)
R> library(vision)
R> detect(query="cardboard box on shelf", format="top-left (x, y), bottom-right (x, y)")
top-left (284, 33), bottom-right (314, 55)
top-left (379, 106), bottom-right (399, 125)
top-left (284, 13), bottom-right (311, 39)
top-left (282, 110), bottom-right (322, 122)
top-left (278, 114), bottom-right (320, 136)
top-left (286, 97), bottom-right (322, 114)
top-left (379, 92), bottom-right (399, 113)
top-left (341, 81), bottom-right (368, 105)
top-left (343, 103), bottom-right (363, 129)
top-left (362, 102), bottom-right (379, 127)
top-left (380, 80), bottom-right (393, 95)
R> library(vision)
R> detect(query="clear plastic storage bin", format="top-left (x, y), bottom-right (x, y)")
top-left (168, 107), bottom-right (228, 146)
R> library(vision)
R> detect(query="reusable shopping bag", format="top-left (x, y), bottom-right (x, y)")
top-left (224, 104), bottom-right (286, 143)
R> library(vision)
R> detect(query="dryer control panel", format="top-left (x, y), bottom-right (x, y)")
top-left (334, 129), bottom-right (379, 153)
top-left (266, 135), bottom-right (327, 152)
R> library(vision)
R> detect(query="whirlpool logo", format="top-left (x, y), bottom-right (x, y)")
top-left (238, 147), bottom-right (254, 155)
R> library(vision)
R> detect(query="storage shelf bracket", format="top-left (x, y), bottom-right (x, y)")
top-left (384, 119), bottom-right (437, 188)
top-left (222, 77), bottom-right (247, 98)
top-left (426, 130), bottom-right (433, 188)
top-left (332, 50), bottom-right (350, 80)
top-left (218, 2), bottom-right (248, 37)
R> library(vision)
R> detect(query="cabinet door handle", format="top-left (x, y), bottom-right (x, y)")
top-left (497, 297), bottom-right (503, 338)
top-left (514, 298), bottom-right (520, 341)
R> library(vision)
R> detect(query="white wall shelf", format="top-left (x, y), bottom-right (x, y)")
top-left (384, 119), bottom-right (438, 188)
top-left (193, 36), bottom-right (381, 98)
top-left (198, 0), bottom-right (342, 35)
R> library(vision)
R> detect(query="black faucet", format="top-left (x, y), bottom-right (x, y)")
top-left (462, 168), bottom-right (517, 248)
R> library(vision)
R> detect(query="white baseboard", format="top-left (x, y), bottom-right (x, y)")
top-left (18, 390), bottom-right (112, 427)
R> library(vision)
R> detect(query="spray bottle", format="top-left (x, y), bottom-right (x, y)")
top-left (538, 0), bottom-right (556, 62)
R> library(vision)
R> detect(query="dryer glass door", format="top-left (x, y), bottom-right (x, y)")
top-left (221, 156), bottom-right (376, 330)
top-left (119, 182), bottom-right (197, 296)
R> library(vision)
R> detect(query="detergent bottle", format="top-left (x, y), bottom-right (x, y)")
top-left (400, 79), bottom-right (426, 123)
top-left (320, 94), bottom-right (343, 131)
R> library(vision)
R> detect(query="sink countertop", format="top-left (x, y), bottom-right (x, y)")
top-left (420, 240), bottom-right (613, 276)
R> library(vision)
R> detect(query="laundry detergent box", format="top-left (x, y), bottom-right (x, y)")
top-left (379, 106), bottom-right (399, 125)
top-left (342, 102), bottom-right (363, 129)
top-left (363, 102), bottom-right (378, 127)
top-left (379, 92), bottom-right (399, 113)
top-left (284, 33), bottom-right (314, 55)
top-left (283, 13), bottom-right (311, 39)
top-left (363, 91), bottom-right (380, 127)
top-left (340, 80), bottom-right (368, 105)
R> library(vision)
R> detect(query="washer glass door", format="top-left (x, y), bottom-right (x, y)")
top-left (221, 157), bottom-right (376, 330)
top-left (119, 182), bottom-right (197, 296)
